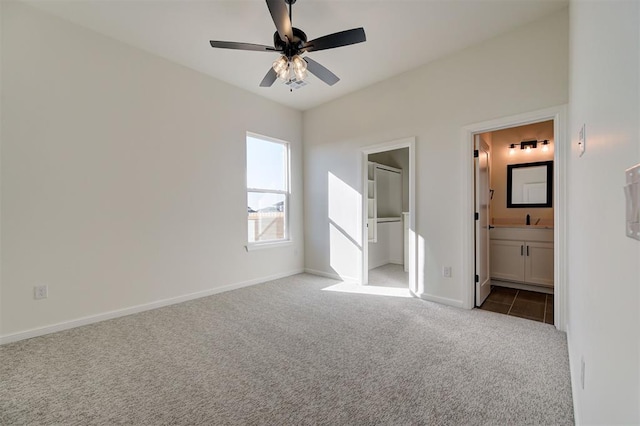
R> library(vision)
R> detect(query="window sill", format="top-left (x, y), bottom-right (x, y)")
top-left (245, 240), bottom-right (293, 252)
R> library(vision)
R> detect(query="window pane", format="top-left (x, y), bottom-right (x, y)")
top-left (248, 192), bottom-right (286, 242)
top-left (247, 136), bottom-right (287, 191)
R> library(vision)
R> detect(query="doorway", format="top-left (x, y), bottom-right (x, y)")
top-left (463, 106), bottom-right (567, 331)
top-left (361, 138), bottom-right (416, 294)
top-left (475, 120), bottom-right (556, 324)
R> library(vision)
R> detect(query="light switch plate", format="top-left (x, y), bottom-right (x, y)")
top-left (578, 124), bottom-right (586, 157)
top-left (625, 163), bottom-right (640, 241)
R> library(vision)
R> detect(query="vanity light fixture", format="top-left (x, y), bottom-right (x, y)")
top-left (508, 139), bottom-right (552, 154)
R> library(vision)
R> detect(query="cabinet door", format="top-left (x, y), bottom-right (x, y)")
top-left (490, 240), bottom-right (525, 282)
top-left (525, 241), bottom-right (554, 287)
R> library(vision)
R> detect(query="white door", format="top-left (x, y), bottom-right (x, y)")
top-left (475, 135), bottom-right (491, 306)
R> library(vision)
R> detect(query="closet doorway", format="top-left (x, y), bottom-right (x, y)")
top-left (361, 138), bottom-right (416, 294)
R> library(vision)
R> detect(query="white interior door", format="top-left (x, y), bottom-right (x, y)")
top-left (475, 135), bottom-right (491, 306)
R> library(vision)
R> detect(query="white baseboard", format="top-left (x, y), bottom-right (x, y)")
top-left (413, 291), bottom-right (465, 309)
top-left (0, 269), bottom-right (304, 345)
top-left (368, 260), bottom-right (404, 270)
top-left (367, 260), bottom-right (387, 270)
top-left (304, 268), bottom-right (358, 283)
top-left (491, 279), bottom-right (554, 294)
top-left (565, 322), bottom-right (580, 425)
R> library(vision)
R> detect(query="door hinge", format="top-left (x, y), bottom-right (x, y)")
top-left (473, 149), bottom-right (479, 158)
top-left (475, 274), bottom-right (479, 283)
top-left (474, 212), bottom-right (479, 221)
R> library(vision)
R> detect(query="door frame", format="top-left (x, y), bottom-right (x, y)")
top-left (461, 105), bottom-right (567, 331)
top-left (361, 137), bottom-right (416, 293)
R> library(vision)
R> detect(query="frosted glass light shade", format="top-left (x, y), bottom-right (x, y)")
top-left (291, 55), bottom-right (308, 81)
top-left (272, 56), bottom-right (289, 80)
top-left (272, 56), bottom-right (288, 73)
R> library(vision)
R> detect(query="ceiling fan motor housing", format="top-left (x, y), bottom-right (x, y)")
top-left (273, 27), bottom-right (307, 57)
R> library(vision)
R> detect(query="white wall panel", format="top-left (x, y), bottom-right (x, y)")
top-left (0, 2), bottom-right (303, 337)
top-left (303, 9), bottom-right (569, 303)
top-left (567, 1), bottom-right (640, 423)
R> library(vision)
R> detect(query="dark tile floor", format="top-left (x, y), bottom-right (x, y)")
top-left (479, 285), bottom-right (554, 324)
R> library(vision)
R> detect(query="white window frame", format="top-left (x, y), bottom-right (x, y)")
top-left (246, 132), bottom-right (291, 251)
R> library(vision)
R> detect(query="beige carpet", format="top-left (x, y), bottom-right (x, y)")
top-left (0, 271), bottom-right (574, 425)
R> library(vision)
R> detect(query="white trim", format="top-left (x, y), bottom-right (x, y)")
top-left (412, 291), bottom-right (465, 309)
top-left (247, 188), bottom-right (288, 195)
top-left (246, 131), bottom-right (291, 245)
top-left (245, 240), bottom-right (293, 251)
top-left (461, 105), bottom-right (568, 331)
top-left (304, 268), bottom-right (358, 283)
top-left (246, 131), bottom-right (291, 147)
top-left (361, 137), bottom-right (416, 294)
top-left (490, 279), bottom-right (554, 294)
top-left (565, 322), bottom-right (581, 426)
top-left (0, 269), bottom-right (304, 345)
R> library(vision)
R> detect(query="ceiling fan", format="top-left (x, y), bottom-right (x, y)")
top-left (209, 0), bottom-right (366, 88)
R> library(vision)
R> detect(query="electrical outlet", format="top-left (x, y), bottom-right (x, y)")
top-left (580, 356), bottom-right (585, 389)
top-left (34, 285), bottom-right (48, 300)
top-left (442, 266), bottom-right (452, 278)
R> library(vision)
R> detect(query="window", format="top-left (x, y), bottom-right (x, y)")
top-left (246, 133), bottom-right (290, 246)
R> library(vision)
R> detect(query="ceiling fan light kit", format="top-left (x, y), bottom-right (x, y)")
top-left (209, 0), bottom-right (366, 89)
top-left (290, 55), bottom-right (308, 81)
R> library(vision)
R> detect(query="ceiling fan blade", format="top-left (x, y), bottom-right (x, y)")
top-left (304, 57), bottom-right (339, 86)
top-left (266, 0), bottom-right (293, 43)
top-left (210, 40), bottom-right (281, 52)
top-left (260, 68), bottom-right (278, 87)
top-left (303, 28), bottom-right (366, 53)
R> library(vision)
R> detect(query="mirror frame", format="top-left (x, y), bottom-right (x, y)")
top-left (506, 160), bottom-right (553, 208)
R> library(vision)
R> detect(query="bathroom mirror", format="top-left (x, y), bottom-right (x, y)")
top-left (507, 161), bottom-right (553, 208)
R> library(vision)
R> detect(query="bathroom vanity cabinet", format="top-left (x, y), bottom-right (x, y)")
top-left (490, 227), bottom-right (554, 288)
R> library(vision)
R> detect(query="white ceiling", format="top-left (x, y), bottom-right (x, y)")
top-left (25, 0), bottom-right (568, 111)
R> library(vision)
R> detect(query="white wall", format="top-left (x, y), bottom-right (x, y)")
top-left (567, 1), bottom-right (640, 424)
top-left (0, 1), bottom-right (3, 336)
top-left (367, 221), bottom-right (403, 270)
top-left (303, 9), bottom-right (569, 303)
top-left (0, 2), bottom-right (303, 339)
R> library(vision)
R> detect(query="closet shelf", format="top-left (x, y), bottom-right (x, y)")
top-left (377, 217), bottom-right (402, 223)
